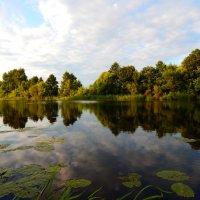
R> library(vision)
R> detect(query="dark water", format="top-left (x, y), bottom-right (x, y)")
top-left (0, 100), bottom-right (200, 199)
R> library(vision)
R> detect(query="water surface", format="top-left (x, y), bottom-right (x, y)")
top-left (0, 100), bottom-right (200, 199)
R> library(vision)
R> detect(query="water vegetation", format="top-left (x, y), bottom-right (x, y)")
top-left (156, 170), bottom-right (190, 181)
top-left (118, 173), bottom-right (142, 188)
top-left (0, 144), bottom-right (10, 149)
top-left (171, 183), bottom-right (194, 198)
top-left (118, 170), bottom-right (194, 199)
top-left (0, 165), bottom-right (195, 199)
top-left (1, 137), bottom-right (65, 153)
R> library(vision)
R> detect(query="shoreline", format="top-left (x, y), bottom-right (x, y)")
top-left (0, 93), bottom-right (198, 102)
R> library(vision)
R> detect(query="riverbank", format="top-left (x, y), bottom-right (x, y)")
top-left (1, 93), bottom-right (198, 102)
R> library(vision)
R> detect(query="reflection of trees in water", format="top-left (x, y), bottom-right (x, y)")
top-left (0, 100), bottom-right (200, 149)
top-left (60, 101), bottom-right (82, 126)
top-left (81, 101), bottom-right (200, 149)
top-left (0, 101), bottom-right (27, 129)
top-left (0, 101), bottom-right (59, 128)
top-left (45, 102), bottom-right (58, 123)
top-left (82, 102), bottom-right (139, 135)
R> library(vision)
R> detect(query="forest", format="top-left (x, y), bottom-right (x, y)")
top-left (0, 49), bottom-right (200, 100)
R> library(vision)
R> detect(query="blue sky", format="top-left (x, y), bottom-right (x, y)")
top-left (0, 0), bottom-right (200, 86)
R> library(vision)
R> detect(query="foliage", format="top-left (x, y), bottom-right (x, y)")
top-left (60, 71), bottom-right (82, 97)
top-left (119, 173), bottom-right (141, 188)
top-left (0, 49), bottom-right (200, 99)
top-left (0, 162), bottom-right (196, 200)
top-left (45, 74), bottom-right (59, 97)
top-left (1, 137), bottom-right (65, 153)
top-left (156, 170), bottom-right (190, 181)
top-left (28, 81), bottom-right (46, 99)
top-left (117, 170), bottom-right (194, 200)
top-left (0, 144), bottom-right (10, 149)
top-left (171, 183), bottom-right (194, 197)
top-left (66, 179), bottom-right (92, 188)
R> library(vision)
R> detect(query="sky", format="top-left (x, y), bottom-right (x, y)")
top-left (0, 0), bottom-right (200, 86)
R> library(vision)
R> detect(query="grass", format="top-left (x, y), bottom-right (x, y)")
top-left (1, 92), bottom-right (199, 102)
top-left (66, 94), bottom-right (146, 101)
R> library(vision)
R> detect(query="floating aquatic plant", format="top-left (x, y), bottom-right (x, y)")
top-left (66, 179), bottom-right (92, 189)
top-left (0, 144), bottom-right (10, 149)
top-left (177, 137), bottom-right (197, 143)
top-left (34, 142), bottom-right (55, 152)
top-left (0, 164), bottom-right (65, 199)
top-left (156, 170), bottom-right (190, 181)
top-left (0, 165), bottom-right (196, 200)
top-left (3, 145), bottom-right (34, 153)
top-left (171, 183), bottom-right (194, 198)
top-left (119, 173), bottom-right (141, 188)
top-left (35, 137), bottom-right (65, 144)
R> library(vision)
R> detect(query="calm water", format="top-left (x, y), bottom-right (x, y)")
top-left (0, 100), bottom-right (200, 199)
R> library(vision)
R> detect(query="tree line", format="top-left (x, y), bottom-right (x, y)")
top-left (0, 49), bottom-right (200, 99)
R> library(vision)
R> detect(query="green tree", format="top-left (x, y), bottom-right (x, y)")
top-left (28, 81), bottom-right (45, 99)
top-left (182, 49), bottom-right (200, 71)
top-left (60, 72), bottom-right (82, 96)
top-left (28, 76), bottom-right (39, 86)
top-left (138, 66), bottom-right (157, 95)
top-left (182, 49), bottom-right (200, 94)
top-left (109, 62), bottom-right (120, 73)
top-left (45, 74), bottom-right (58, 97)
top-left (117, 66), bottom-right (138, 94)
top-left (194, 77), bottom-right (200, 95)
top-left (1, 68), bottom-right (27, 94)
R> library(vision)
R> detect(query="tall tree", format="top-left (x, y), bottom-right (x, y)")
top-left (182, 49), bottom-right (200, 71)
top-left (1, 68), bottom-right (27, 94)
top-left (60, 71), bottom-right (82, 96)
top-left (45, 74), bottom-right (58, 97)
top-left (109, 62), bottom-right (120, 73)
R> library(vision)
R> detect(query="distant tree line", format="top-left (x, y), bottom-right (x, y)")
top-left (0, 49), bottom-right (200, 99)
top-left (0, 70), bottom-right (82, 99)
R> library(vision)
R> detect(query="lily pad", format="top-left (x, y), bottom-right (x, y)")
top-left (3, 146), bottom-right (34, 153)
top-left (177, 137), bottom-right (197, 143)
top-left (119, 173), bottom-right (141, 188)
top-left (156, 170), bottom-right (189, 181)
top-left (66, 179), bottom-right (92, 188)
top-left (36, 137), bottom-right (65, 144)
top-left (171, 183), bottom-right (194, 198)
top-left (0, 144), bottom-right (10, 149)
top-left (34, 142), bottom-right (54, 152)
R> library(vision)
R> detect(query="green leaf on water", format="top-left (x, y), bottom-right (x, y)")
top-left (171, 183), bottom-right (194, 198)
top-left (0, 144), bottom-right (10, 149)
top-left (35, 137), bottom-right (65, 144)
top-left (34, 142), bottom-right (54, 152)
top-left (119, 173), bottom-right (141, 188)
top-left (66, 179), bottom-right (92, 188)
top-left (3, 145), bottom-right (34, 153)
top-left (156, 170), bottom-right (189, 181)
top-left (15, 164), bottom-right (45, 175)
top-left (177, 137), bottom-right (197, 143)
top-left (47, 165), bottom-right (62, 174)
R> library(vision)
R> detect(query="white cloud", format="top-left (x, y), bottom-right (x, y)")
top-left (0, 0), bottom-right (200, 85)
